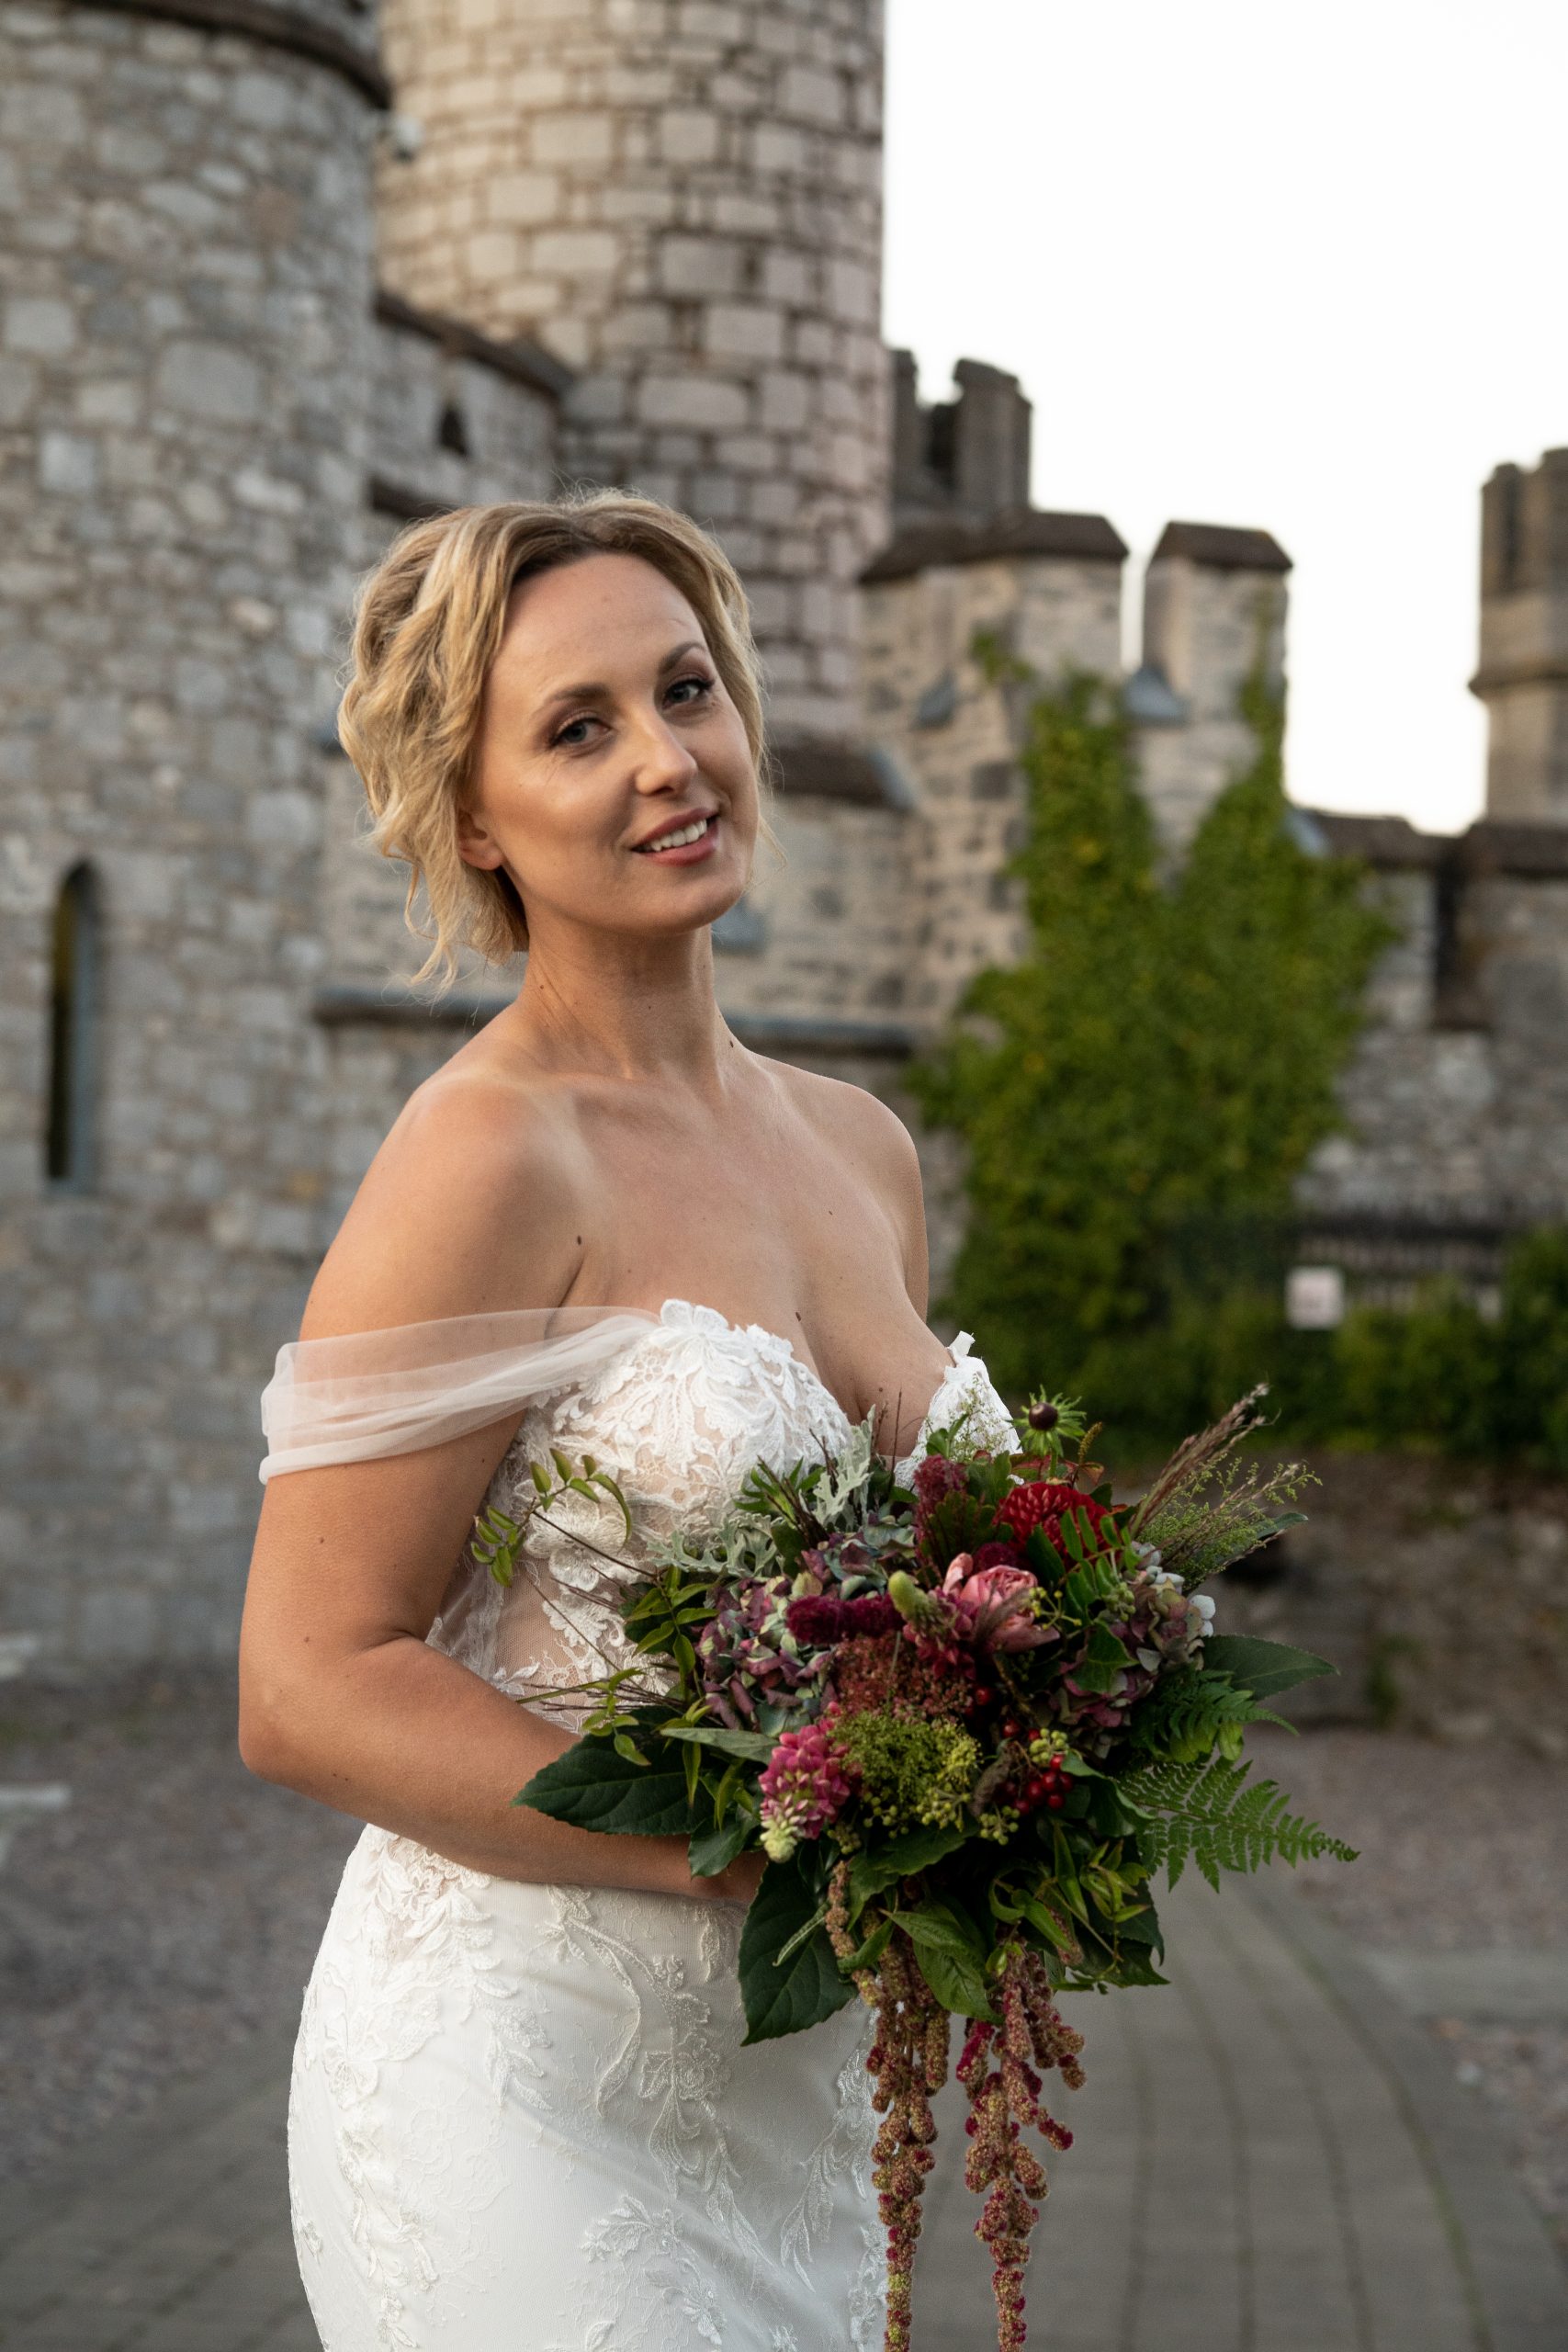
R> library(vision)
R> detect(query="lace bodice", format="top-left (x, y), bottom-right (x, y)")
top-left (426, 1299), bottom-right (1017, 1724)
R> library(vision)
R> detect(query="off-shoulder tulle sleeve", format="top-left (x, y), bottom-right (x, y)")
top-left (257, 1305), bottom-right (661, 1481)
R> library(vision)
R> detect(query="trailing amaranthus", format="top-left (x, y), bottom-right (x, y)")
top-left (957, 1944), bottom-right (1086, 2351)
top-left (864, 1929), bottom-right (951, 2352)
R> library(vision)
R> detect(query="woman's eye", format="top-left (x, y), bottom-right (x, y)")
top-left (669, 673), bottom-right (715, 707)
top-left (554, 714), bottom-right (600, 748)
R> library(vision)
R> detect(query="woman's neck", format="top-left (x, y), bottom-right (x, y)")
top-left (491, 920), bottom-right (738, 1091)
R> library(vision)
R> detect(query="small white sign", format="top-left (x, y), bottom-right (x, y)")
top-left (1285, 1264), bottom-right (1347, 1329)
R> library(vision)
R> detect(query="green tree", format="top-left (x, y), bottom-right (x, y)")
top-left (909, 635), bottom-right (1393, 1430)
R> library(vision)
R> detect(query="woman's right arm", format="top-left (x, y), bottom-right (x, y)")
top-left (237, 1076), bottom-right (759, 1904)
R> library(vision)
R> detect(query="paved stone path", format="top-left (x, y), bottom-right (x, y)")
top-left (0, 1878), bottom-right (1562, 2352)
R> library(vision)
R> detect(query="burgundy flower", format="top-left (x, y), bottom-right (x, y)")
top-left (785, 1593), bottom-right (846, 1645)
top-left (785, 1589), bottom-right (902, 1646)
top-left (972, 1539), bottom-right (1025, 1577)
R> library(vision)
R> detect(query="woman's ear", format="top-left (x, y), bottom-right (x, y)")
top-left (455, 801), bottom-right (504, 873)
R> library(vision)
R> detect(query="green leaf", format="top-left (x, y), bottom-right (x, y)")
top-left (515, 1741), bottom-right (694, 1836)
top-left (1201, 1634), bottom-right (1336, 1699)
top-left (900, 1895), bottom-right (984, 1955)
top-left (661, 1724), bottom-right (778, 1762)
top-left (844, 1821), bottom-right (969, 1919)
top-left (900, 1905), bottom-right (994, 2018)
top-left (1073, 1622), bottom-right (1131, 1695)
top-left (739, 1852), bottom-right (854, 2044)
top-left (841, 1916), bottom-right (895, 1975)
top-left (1114, 1899), bottom-right (1164, 1954)
top-left (910, 1940), bottom-right (995, 2018)
top-left (688, 1814), bottom-right (752, 1878)
top-left (1019, 1896), bottom-right (1080, 1958)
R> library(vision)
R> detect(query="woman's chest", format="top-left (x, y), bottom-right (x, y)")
top-left (566, 1100), bottom-right (935, 1430)
top-left (492, 1302), bottom-right (860, 1544)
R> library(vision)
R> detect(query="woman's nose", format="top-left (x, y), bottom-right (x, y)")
top-left (629, 707), bottom-right (699, 789)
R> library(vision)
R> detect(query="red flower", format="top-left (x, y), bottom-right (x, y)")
top-left (994, 1481), bottom-right (1113, 1565)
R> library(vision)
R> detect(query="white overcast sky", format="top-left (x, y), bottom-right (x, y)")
top-left (883, 0), bottom-right (1568, 833)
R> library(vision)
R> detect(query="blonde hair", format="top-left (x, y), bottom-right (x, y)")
top-left (337, 488), bottom-right (775, 988)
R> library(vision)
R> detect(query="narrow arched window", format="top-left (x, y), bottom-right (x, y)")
top-left (45, 861), bottom-right (101, 1190)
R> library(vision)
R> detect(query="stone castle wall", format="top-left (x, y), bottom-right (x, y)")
top-left (369, 297), bottom-right (563, 521)
top-left (1299, 820), bottom-right (1568, 1229)
top-left (6, 0), bottom-right (1567, 1675)
top-left (861, 537), bottom-right (1125, 1022)
top-left (0, 0), bottom-right (382, 1657)
top-left (372, 0), bottom-right (889, 741)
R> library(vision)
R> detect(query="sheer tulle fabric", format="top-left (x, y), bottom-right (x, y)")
top-left (258, 1304), bottom-right (662, 1479)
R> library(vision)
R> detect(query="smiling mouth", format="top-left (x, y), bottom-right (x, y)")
top-left (631, 812), bottom-right (719, 855)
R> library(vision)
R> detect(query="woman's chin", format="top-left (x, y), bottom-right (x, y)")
top-left (634, 866), bottom-right (751, 938)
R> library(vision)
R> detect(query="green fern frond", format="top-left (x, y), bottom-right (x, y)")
top-left (1122, 1756), bottom-right (1357, 1889)
top-left (1131, 1667), bottom-right (1280, 1764)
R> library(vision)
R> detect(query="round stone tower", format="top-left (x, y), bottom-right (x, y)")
top-left (374, 0), bottom-right (890, 743)
top-left (0, 0), bottom-right (383, 1657)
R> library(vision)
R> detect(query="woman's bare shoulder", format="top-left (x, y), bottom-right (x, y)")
top-left (766, 1057), bottom-right (922, 1189)
top-left (300, 1057), bottom-right (598, 1341)
top-left (760, 1057), bottom-right (926, 1272)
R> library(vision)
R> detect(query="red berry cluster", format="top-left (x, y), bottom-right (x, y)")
top-left (1018, 1759), bottom-right (1069, 1814)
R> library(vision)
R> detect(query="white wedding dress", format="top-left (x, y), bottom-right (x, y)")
top-left (259, 1296), bottom-right (1018, 2352)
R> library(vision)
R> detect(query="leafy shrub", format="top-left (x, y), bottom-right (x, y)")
top-left (910, 637), bottom-right (1393, 1437)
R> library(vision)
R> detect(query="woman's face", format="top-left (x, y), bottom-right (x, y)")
top-left (457, 551), bottom-right (760, 948)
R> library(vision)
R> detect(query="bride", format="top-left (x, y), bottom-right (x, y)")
top-left (238, 490), bottom-right (1018, 2351)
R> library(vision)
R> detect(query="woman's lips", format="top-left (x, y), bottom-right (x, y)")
top-left (632, 812), bottom-right (720, 865)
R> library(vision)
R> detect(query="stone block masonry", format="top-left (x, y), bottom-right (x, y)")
top-left (374, 0), bottom-right (890, 741)
top-left (1297, 816), bottom-right (1568, 1227)
top-left (0, 0), bottom-right (382, 1658)
top-left (860, 518), bottom-right (1127, 1023)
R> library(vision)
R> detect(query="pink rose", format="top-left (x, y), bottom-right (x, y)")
top-left (940, 1554), bottom-right (1054, 1653)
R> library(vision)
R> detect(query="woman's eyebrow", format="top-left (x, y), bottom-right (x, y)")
top-left (536, 639), bottom-right (706, 718)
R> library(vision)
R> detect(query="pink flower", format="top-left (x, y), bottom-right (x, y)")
top-left (940, 1554), bottom-right (1054, 1653)
top-left (758, 1715), bottom-right (855, 1860)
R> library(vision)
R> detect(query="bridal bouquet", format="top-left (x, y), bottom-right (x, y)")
top-left (496, 1385), bottom-right (1354, 2352)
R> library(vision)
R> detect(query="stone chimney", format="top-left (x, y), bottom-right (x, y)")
top-left (1472, 450), bottom-right (1568, 820)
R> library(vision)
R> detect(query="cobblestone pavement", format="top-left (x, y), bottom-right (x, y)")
top-left (1, 1874), bottom-right (1562, 2352)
